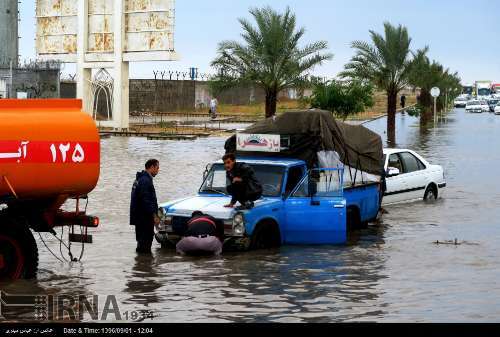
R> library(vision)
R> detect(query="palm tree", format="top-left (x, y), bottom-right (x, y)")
top-left (341, 22), bottom-right (413, 144)
top-left (211, 6), bottom-right (332, 118)
top-left (408, 49), bottom-right (462, 122)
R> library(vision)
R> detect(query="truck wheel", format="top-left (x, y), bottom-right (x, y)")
top-left (250, 221), bottom-right (281, 250)
top-left (424, 185), bottom-right (438, 201)
top-left (0, 223), bottom-right (39, 279)
top-left (347, 207), bottom-right (363, 231)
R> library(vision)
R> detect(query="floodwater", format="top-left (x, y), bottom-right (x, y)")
top-left (1, 108), bottom-right (500, 322)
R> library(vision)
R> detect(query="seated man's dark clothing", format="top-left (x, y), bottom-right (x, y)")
top-left (184, 214), bottom-right (222, 240)
top-left (226, 162), bottom-right (263, 206)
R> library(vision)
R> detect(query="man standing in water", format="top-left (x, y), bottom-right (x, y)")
top-left (210, 97), bottom-right (218, 119)
top-left (130, 159), bottom-right (160, 254)
top-left (223, 153), bottom-right (263, 210)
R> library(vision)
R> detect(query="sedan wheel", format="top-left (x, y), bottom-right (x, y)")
top-left (424, 185), bottom-right (437, 201)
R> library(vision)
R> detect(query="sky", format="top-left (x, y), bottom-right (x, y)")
top-left (18, 0), bottom-right (500, 84)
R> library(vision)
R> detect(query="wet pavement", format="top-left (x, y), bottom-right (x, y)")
top-left (1, 108), bottom-right (500, 322)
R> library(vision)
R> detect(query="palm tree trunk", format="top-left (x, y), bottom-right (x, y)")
top-left (265, 89), bottom-right (278, 118)
top-left (419, 89), bottom-right (433, 124)
top-left (387, 90), bottom-right (397, 145)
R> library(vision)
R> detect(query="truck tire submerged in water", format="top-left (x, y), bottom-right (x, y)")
top-left (250, 220), bottom-right (281, 250)
top-left (347, 207), bottom-right (368, 231)
top-left (0, 222), bottom-right (38, 279)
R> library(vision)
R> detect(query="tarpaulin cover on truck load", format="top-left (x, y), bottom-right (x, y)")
top-left (224, 109), bottom-right (384, 176)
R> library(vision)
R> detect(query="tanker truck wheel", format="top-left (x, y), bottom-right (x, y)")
top-left (0, 223), bottom-right (39, 280)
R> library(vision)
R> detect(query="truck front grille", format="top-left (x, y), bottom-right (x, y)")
top-left (172, 216), bottom-right (189, 235)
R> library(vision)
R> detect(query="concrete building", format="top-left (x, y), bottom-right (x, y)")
top-left (0, 1), bottom-right (60, 99)
top-left (0, 0), bottom-right (19, 66)
top-left (0, 0), bottom-right (19, 98)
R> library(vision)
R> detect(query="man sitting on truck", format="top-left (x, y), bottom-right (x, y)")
top-left (223, 153), bottom-right (263, 210)
top-left (130, 159), bottom-right (161, 254)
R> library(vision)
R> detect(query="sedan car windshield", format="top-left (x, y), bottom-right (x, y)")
top-left (467, 101), bottom-right (479, 105)
top-left (200, 163), bottom-right (285, 197)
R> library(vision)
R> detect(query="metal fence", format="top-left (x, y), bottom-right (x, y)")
top-left (0, 58), bottom-right (62, 71)
top-left (153, 69), bottom-right (213, 82)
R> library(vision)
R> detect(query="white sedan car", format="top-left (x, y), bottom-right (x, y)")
top-left (453, 97), bottom-right (468, 107)
top-left (495, 104), bottom-right (500, 115)
top-left (382, 149), bottom-right (446, 205)
top-left (465, 100), bottom-right (489, 113)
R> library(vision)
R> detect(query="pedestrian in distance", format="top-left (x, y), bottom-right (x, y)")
top-left (210, 97), bottom-right (218, 119)
top-left (130, 159), bottom-right (160, 254)
top-left (223, 153), bottom-right (263, 210)
top-left (400, 94), bottom-right (406, 109)
top-left (176, 211), bottom-right (224, 256)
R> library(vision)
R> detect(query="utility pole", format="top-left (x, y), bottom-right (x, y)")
top-left (9, 60), bottom-right (13, 98)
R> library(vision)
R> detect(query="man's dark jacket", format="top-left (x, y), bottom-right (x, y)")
top-left (226, 162), bottom-right (263, 204)
top-left (130, 171), bottom-right (158, 227)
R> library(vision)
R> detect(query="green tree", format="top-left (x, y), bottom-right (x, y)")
top-left (341, 22), bottom-right (413, 144)
top-left (310, 80), bottom-right (374, 120)
top-left (211, 6), bottom-right (333, 118)
top-left (408, 48), bottom-right (462, 122)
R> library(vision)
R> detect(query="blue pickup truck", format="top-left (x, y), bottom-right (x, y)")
top-left (155, 157), bottom-right (381, 250)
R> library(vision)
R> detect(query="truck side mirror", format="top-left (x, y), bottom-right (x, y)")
top-left (308, 177), bottom-right (318, 197)
top-left (203, 164), bottom-right (212, 180)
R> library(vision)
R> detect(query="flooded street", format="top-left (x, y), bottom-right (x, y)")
top-left (2, 108), bottom-right (500, 322)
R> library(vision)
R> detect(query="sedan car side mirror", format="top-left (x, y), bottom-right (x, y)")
top-left (387, 167), bottom-right (400, 177)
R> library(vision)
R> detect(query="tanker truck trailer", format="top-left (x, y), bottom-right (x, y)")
top-left (0, 99), bottom-right (100, 279)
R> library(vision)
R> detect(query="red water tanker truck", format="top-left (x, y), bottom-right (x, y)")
top-left (0, 99), bottom-right (100, 279)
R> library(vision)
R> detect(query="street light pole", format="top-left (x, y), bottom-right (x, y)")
top-left (434, 97), bottom-right (437, 124)
top-left (431, 87), bottom-right (440, 124)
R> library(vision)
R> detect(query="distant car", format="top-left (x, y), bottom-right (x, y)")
top-left (454, 97), bottom-right (468, 108)
top-left (487, 98), bottom-right (500, 112)
top-left (465, 100), bottom-right (489, 113)
top-left (495, 104), bottom-right (500, 115)
top-left (383, 149), bottom-right (446, 205)
top-left (481, 100), bottom-right (490, 112)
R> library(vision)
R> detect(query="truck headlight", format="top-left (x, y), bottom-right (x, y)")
top-left (233, 213), bottom-right (245, 236)
top-left (161, 216), bottom-right (173, 233)
top-left (234, 213), bottom-right (244, 225)
top-left (164, 215), bottom-right (173, 226)
top-left (158, 207), bottom-right (167, 221)
top-left (157, 208), bottom-right (173, 232)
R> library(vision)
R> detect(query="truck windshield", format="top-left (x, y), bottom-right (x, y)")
top-left (200, 163), bottom-right (285, 197)
top-left (477, 88), bottom-right (491, 96)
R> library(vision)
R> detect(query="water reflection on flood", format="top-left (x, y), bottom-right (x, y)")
top-left (1, 108), bottom-right (499, 322)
